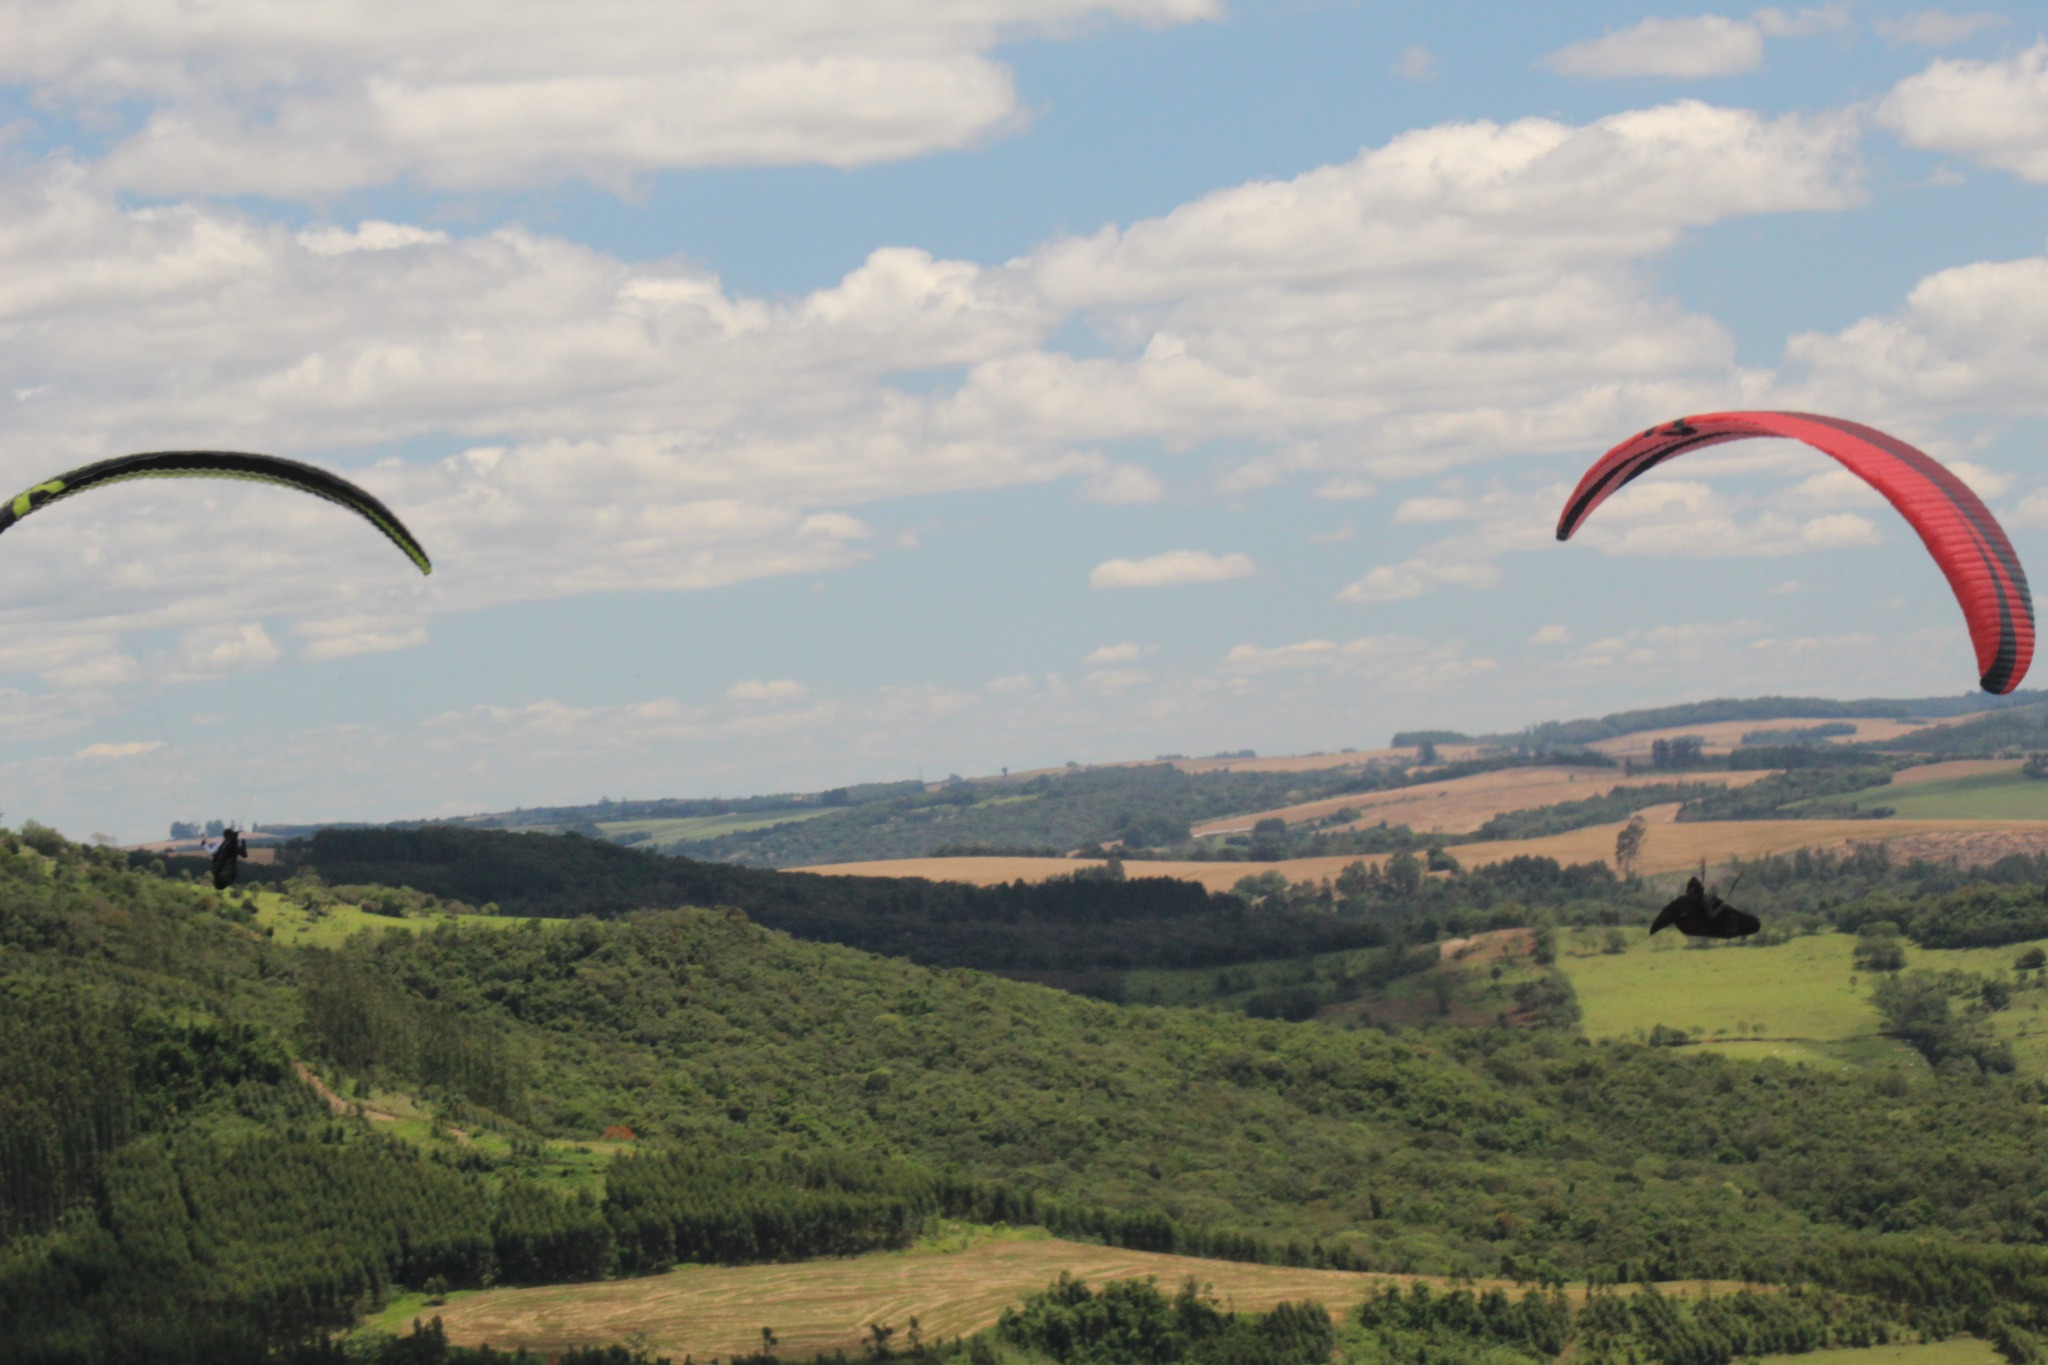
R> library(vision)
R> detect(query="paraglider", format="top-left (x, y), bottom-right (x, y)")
top-left (0, 450), bottom-right (432, 574)
top-left (1650, 865), bottom-right (1758, 940)
top-left (204, 827), bottom-right (248, 891)
top-left (1557, 412), bottom-right (2032, 694)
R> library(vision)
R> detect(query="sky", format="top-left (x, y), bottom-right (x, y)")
top-left (4, 2), bottom-right (2048, 840)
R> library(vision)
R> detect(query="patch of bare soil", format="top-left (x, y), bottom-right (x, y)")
top-left (295, 1061), bottom-right (399, 1124)
top-left (1878, 827), bottom-right (2048, 867)
top-left (1437, 927), bottom-right (1535, 964)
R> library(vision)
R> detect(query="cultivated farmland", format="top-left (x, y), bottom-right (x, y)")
top-left (393, 1229), bottom-right (1744, 1363)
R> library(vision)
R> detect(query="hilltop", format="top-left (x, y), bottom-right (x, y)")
top-left (211, 691), bottom-right (2048, 871)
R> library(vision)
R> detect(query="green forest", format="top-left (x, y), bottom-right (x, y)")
top-left (8, 816), bottom-right (2048, 1363)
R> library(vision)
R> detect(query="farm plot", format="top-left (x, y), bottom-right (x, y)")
top-left (389, 1229), bottom-right (1745, 1363)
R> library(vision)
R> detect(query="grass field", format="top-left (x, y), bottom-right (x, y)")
top-left (597, 808), bottom-right (838, 845)
top-left (376, 1227), bottom-right (1748, 1362)
top-left (1820, 766), bottom-right (2048, 820)
top-left (1558, 926), bottom-right (2048, 1075)
top-left (249, 889), bottom-right (539, 948)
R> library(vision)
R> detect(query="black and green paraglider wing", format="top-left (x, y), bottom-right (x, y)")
top-left (0, 450), bottom-right (431, 574)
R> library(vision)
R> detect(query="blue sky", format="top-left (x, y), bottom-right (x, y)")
top-left (3, 1), bottom-right (2047, 840)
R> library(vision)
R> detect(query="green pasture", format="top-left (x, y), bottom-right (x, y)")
top-left (1822, 767), bottom-right (2048, 819)
top-left (248, 889), bottom-right (538, 948)
top-left (1559, 925), bottom-right (2048, 1075)
top-left (597, 808), bottom-right (837, 845)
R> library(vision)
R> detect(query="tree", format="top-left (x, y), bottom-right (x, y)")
top-left (1614, 816), bottom-right (1647, 880)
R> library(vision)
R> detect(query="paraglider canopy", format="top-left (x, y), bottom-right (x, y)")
top-left (1557, 412), bottom-right (2032, 694)
top-left (0, 450), bottom-right (432, 574)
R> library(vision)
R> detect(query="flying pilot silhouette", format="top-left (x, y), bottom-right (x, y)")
top-left (204, 827), bottom-right (248, 891)
top-left (1649, 866), bottom-right (1759, 939)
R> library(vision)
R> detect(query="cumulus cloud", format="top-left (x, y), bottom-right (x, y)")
top-left (1782, 251), bottom-right (2048, 417)
top-left (1543, 16), bottom-right (1766, 79)
top-left (1874, 10), bottom-right (2005, 46)
top-left (1084, 642), bottom-right (1151, 664)
top-left (1569, 477), bottom-right (1884, 556)
top-left (75, 740), bottom-right (165, 760)
top-left (0, 0), bottom-right (1220, 197)
top-left (294, 615), bottom-right (429, 662)
top-left (727, 679), bottom-right (811, 701)
top-left (0, 97), bottom-right (1863, 746)
top-left (1879, 43), bottom-right (2048, 182)
top-left (1541, 8), bottom-right (1847, 80)
top-left (1219, 634), bottom-right (1497, 688)
top-left (1393, 496), bottom-right (1472, 523)
top-left (1338, 558), bottom-right (1500, 603)
top-left (1090, 550), bottom-right (1257, 588)
top-left (1078, 461), bottom-right (1167, 503)
top-left (158, 624), bottom-right (281, 682)
top-left (1529, 624), bottom-right (1571, 646)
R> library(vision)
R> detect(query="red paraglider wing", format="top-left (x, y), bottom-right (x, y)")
top-left (1556, 411), bottom-right (2033, 694)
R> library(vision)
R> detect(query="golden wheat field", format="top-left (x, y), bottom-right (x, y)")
top-left (1582, 717), bottom-right (1933, 760)
top-left (802, 815), bottom-right (2048, 890)
top-left (1192, 765), bottom-right (1775, 838)
top-left (402, 1232), bottom-right (1749, 1362)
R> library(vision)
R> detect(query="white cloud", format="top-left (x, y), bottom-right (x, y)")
top-left (1083, 667), bottom-right (1150, 691)
top-left (1874, 10), bottom-right (2005, 46)
top-left (2010, 491), bottom-right (2048, 528)
top-left (1947, 459), bottom-right (2012, 498)
top-left (1784, 252), bottom-right (2048, 416)
top-left (1568, 477), bottom-right (1887, 557)
top-left (1090, 550), bottom-right (1257, 588)
top-left (1396, 45), bottom-right (1437, 82)
top-left (159, 623), bottom-right (281, 682)
top-left (0, 100), bottom-right (1860, 715)
top-left (727, 679), bottom-right (811, 702)
top-left (1219, 634), bottom-right (1497, 687)
top-left (294, 615), bottom-right (429, 662)
top-left (1541, 8), bottom-right (1847, 80)
top-left (1393, 495), bottom-right (1471, 523)
top-left (1078, 461), bottom-right (1167, 503)
top-left (1337, 558), bottom-right (1500, 603)
top-left (1798, 512), bottom-right (1883, 548)
top-left (2, 0), bottom-right (1220, 197)
top-left (1084, 642), bottom-right (1152, 664)
top-left (1529, 624), bottom-right (1572, 645)
top-left (1542, 16), bottom-right (1766, 79)
top-left (75, 740), bottom-right (165, 760)
top-left (1879, 42), bottom-right (2048, 182)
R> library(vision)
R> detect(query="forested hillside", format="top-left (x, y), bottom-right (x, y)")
top-left (10, 820), bottom-right (2048, 1363)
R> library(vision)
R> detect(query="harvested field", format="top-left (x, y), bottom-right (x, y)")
top-left (1876, 826), bottom-right (2048, 867)
top-left (804, 817), bottom-right (2048, 889)
top-left (1891, 759), bottom-right (2024, 786)
top-left (1441, 817), bottom-right (2048, 878)
top-left (1585, 717), bottom-right (1928, 760)
top-left (402, 1232), bottom-right (1744, 1362)
top-left (1193, 765), bottom-right (1771, 838)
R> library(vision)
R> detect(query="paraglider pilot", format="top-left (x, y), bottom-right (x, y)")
top-left (205, 827), bottom-right (248, 890)
top-left (1649, 871), bottom-right (1759, 940)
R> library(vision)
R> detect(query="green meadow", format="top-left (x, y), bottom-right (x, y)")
top-left (249, 888), bottom-right (540, 947)
top-left (1826, 767), bottom-right (2048, 819)
top-left (1558, 925), bottom-right (2048, 1075)
top-left (595, 807), bottom-right (837, 845)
